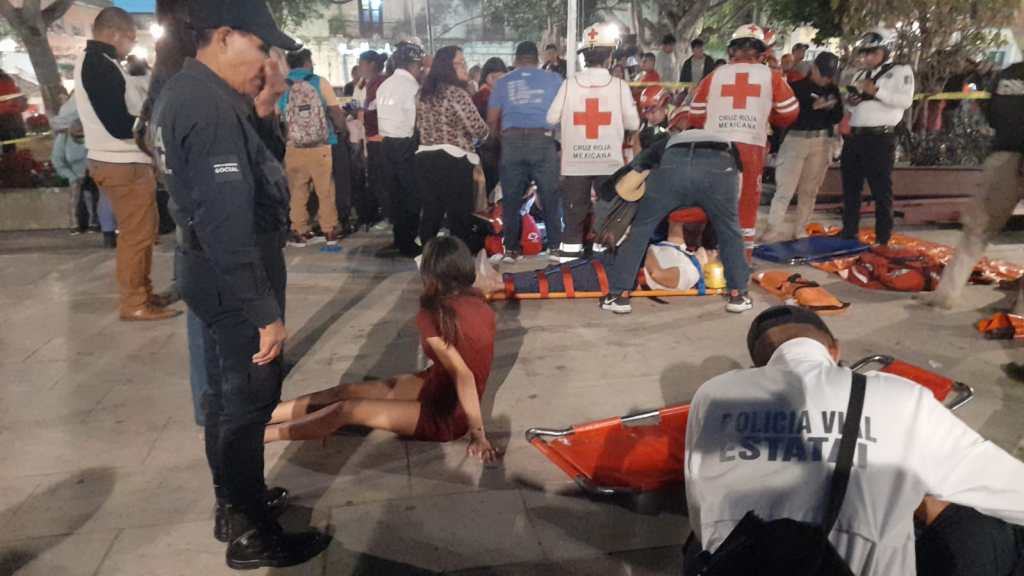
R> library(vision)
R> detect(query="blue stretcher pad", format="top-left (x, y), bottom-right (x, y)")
top-left (753, 236), bottom-right (869, 265)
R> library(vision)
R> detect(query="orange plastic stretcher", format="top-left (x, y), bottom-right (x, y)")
top-left (526, 355), bottom-right (974, 500)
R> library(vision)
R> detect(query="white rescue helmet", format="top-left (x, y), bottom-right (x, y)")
top-left (856, 28), bottom-right (896, 54)
top-left (581, 22), bottom-right (621, 49)
top-left (729, 24), bottom-right (768, 52)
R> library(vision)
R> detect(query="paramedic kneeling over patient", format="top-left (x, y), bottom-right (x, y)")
top-left (265, 237), bottom-right (500, 463)
top-left (684, 306), bottom-right (1024, 576)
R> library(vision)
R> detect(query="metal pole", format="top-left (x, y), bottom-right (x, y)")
top-left (566, 0), bottom-right (577, 77)
top-left (424, 0), bottom-right (434, 54)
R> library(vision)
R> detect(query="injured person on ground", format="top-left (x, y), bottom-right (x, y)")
top-left (475, 217), bottom-right (716, 308)
top-left (265, 237), bottom-right (501, 463)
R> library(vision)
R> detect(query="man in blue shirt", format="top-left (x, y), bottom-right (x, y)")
top-left (487, 41), bottom-right (564, 262)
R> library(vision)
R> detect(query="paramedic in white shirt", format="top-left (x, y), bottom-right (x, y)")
top-left (546, 22), bottom-right (640, 262)
top-left (685, 305), bottom-right (1024, 576)
top-left (376, 41), bottom-right (424, 257)
top-left (839, 29), bottom-right (915, 246)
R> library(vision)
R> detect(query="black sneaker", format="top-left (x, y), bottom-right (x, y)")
top-left (726, 292), bottom-right (753, 313)
top-left (226, 523), bottom-right (331, 570)
top-left (103, 231), bottom-right (117, 249)
top-left (600, 294), bottom-right (632, 314)
top-left (215, 487), bottom-right (289, 543)
top-left (286, 231), bottom-right (307, 248)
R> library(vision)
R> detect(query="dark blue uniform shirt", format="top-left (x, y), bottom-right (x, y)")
top-left (152, 58), bottom-right (289, 328)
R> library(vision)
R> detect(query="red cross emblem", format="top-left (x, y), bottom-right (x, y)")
top-left (573, 98), bottom-right (612, 139)
top-left (587, 28), bottom-right (601, 41)
top-left (720, 72), bottom-right (762, 109)
top-left (746, 25), bottom-right (760, 34)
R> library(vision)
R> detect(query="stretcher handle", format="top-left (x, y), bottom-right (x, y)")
top-left (849, 355), bottom-right (975, 411)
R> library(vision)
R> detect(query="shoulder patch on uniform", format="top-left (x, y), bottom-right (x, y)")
top-left (212, 155), bottom-right (243, 183)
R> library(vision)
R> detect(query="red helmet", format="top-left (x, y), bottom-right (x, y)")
top-left (639, 86), bottom-right (669, 111)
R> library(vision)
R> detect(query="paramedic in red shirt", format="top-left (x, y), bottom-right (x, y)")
top-left (687, 24), bottom-right (799, 259)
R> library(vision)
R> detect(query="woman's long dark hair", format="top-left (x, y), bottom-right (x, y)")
top-left (419, 236), bottom-right (481, 345)
top-left (143, 0), bottom-right (195, 121)
top-left (420, 45), bottom-right (468, 101)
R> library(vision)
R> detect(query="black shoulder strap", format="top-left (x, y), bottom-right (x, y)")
top-left (870, 63), bottom-right (897, 84)
top-left (823, 371), bottom-right (867, 533)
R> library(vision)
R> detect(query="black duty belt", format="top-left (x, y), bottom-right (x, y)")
top-left (850, 126), bottom-right (896, 136)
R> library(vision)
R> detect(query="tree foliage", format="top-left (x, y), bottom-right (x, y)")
top-left (764, 0), bottom-right (1018, 90)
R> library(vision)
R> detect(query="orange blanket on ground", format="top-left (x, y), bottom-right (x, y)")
top-left (753, 271), bottom-right (850, 315)
top-left (805, 224), bottom-right (1024, 289)
top-left (977, 312), bottom-right (1024, 340)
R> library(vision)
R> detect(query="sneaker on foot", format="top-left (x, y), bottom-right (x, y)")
top-left (324, 230), bottom-right (339, 247)
top-left (501, 251), bottom-right (522, 264)
top-left (304, 231), bottom-right (325, 246)
top-left (725, 292), bottom-right (753, 313)
top-left (550, 249), bottom-right (583, 263)
top-left (600, 294), bottom-right (632, 314)
top-left (286, 232), bottom-right (307, 248)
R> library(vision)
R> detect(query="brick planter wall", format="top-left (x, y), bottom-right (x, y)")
top-left (0, 187), bottom-right (72, 231)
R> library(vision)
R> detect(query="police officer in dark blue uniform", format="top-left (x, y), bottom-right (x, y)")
top-left (151, 0), bottom-right (329, 569)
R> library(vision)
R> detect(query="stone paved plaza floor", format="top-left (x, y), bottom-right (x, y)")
top-left (1, 220), bottom-right (1022, 575)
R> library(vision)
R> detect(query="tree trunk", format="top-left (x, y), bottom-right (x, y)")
top-left (20, 27), bottom-right (64, 117)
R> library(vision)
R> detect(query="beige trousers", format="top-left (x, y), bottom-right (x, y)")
top-left (88, 161), bottom-right (158, 313)
top-left (286, 145), bottom-right (337, 234)
top-left (766, 134), bottom-right (832, 239)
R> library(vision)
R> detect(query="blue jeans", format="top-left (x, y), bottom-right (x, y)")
top-left (500, 131), bottom-right (562, 251)
top-left (98, 189), bottom-right (117, 232)
top-left (187, 309), bottom-right (210, 426)
top-left (606, 146), bottom-right (748, 295)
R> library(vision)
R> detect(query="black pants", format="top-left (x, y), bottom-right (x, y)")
top-left (479, 139), bottom-right (501, 198)
top-left (176, 231), bottom-right (287, 525)
top-left (382, 137), bottom-right (420, 255)
top-left (415, 150), bottom-right (479, 252)
top-left (840, 132), bottom-right (896, 245)
top-left (561, 175), bottom-right (608, 246)
top-left (331, 140), bottom-right (352, 225)
top-left (349, 141), bottom-right (377, 225)
top-left (367, 140), bottom-right (389, 221)
top-left (916, 504), bottom-right (1024, 576)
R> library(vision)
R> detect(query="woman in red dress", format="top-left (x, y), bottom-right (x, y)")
top-left (264, 237), bottom-right (500, 462)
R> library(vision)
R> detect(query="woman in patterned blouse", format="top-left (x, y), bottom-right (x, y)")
top-left (415, 46), bottom-right (490, 253)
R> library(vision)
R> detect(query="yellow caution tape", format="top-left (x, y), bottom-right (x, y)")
top-left (627, 81), bottom-right (993, 101)
top-left (0, 132), bottom-right (52, 147)
top-left (628, 81), bottom-right (696, 89)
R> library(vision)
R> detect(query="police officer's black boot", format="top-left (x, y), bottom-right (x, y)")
top-left (214, 486), bottom-right (289, 543)
top-left (225, 515), bottom-right (331, 570)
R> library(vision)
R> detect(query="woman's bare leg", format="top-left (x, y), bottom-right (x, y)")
top-left (264, 399), bottom-right (422, 443)
top-left (269, 373), bottom-right (426, 424)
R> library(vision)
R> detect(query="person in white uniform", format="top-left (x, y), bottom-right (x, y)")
top-left (840, 29), bottom-right (915, 246)
top-left (684, 305), bottom-right (1024, 575)
top-left (547, 22), bottom-right (640, 262)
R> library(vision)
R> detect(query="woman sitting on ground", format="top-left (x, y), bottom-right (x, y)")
top-left (265, 237), bottom-right (500, 462)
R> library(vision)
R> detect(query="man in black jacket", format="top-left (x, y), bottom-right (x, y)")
top-left (679, 39), bottom-right (715, 84)
top-left (152, 0), bottom-right (330, 569)
top-left (75, 7), bottom-right (179, 321)
top-left (922, 61), bottom-right (1024, 312)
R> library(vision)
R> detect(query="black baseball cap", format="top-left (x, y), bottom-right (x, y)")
top-left (189, 0), bottom-right (300, 51)
top-left (746, 305), bottom-right (834, 364)
top-left (814, 51), bottom-right (840, 79)
top-left (515, 41), bottom-right (539, 59)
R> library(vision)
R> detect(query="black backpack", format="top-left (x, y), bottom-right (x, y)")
top-left (686, 372), bottom-right (867, 576)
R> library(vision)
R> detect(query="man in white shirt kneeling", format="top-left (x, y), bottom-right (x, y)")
top-left (685, 305), bottom-right (1024, 576)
